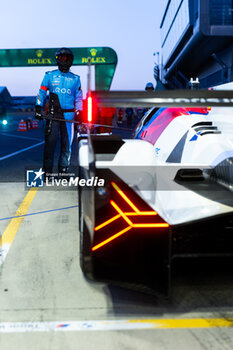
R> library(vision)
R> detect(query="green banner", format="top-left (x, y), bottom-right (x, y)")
top-left (0, 47), bottom-right (118, 90)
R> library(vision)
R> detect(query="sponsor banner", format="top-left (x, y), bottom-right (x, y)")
top-left (0, 47), bottom-right (117, 67)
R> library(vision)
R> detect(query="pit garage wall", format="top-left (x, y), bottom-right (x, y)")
top-left (160, 0), bottom-right (233, 89)
top-left (198, 45), bottom-right (233, 88)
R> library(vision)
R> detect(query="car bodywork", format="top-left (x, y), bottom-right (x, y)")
top-left (78, 90), bottom-right (233, 293)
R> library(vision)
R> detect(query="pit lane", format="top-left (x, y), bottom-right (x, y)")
top-left (0, 114), bottom-right (233, 350)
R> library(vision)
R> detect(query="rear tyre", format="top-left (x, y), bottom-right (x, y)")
top-left (79, 188), bottom-right (93, 277)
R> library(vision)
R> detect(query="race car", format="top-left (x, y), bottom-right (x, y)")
top-left (78, 90), bottom-right (233, 293)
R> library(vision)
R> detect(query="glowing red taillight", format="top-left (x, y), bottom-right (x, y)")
top-left (87, 96), bottom-right (92, 123)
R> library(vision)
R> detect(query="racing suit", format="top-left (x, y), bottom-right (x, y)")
top-left (36, 69), bottom-right (83, 174)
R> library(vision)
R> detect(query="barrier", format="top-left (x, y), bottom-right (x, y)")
top-left (32, 119), bottom-right (38, 129)
top-left (17, 120), bottom-right (27, 132)
top-left (27, 120), bottom-right (31, 130)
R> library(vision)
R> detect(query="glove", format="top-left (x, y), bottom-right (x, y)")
top-left (74, 110), bottom-right (83, 121)
top-left (35, 105), bottom-right (43, 121)
top-left (74, 110), bottom-right (82, 132)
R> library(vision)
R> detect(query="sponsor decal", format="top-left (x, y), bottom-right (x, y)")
top-left (54, 87), bottom-right (71, 94)
top-left (36, 49), bottom-right (43, 58)
top-left (190, 131), bottom-right (201, 141)
top-left (27, 49), bottom-right (52, 65)
top-left (81, 57), bottom-right (106, 64)
top-left (90, 48), bottom-right (98, 56)
top-left (82, 48), bottom-right (106, 64)
top-left (28, 58), bottom-right (52, 65)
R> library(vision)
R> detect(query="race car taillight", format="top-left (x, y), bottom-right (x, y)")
top-left (87, 96), bottom-right (92, 123)
top-left (92, 181), bottom-right (169, 251)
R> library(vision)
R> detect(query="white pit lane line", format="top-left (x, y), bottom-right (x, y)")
top-left (0, 319), bottom-right (233, 333)
top-left (0, 320), bottom-right (153, 333)
top-left (0, 141), bottom-right (44, 161)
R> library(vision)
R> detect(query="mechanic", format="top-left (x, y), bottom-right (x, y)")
top-left (145, 82), bottom-right (154, 91)
top-left (141, 82), bottom-right (155, 117)
top-left (35, 47), bottom-right (83, 176)
top-left (125, 107), bottom-right (134, 126)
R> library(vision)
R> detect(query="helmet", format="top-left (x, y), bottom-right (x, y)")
top-left (55, 47), bottom-right (74, 72)
top-left (145, 82), bottom-right (154, 91)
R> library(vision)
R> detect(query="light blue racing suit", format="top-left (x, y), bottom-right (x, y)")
top-left (36, 69), bottom-right (83, 173)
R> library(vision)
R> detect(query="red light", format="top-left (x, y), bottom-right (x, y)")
top-left (92, 227), bottom-right (132, 251)
top-left (87, 96), bottom-right (92, 122)
top-left (92, 182), bottom-right (169, 251)
top-left (126, 212), bottom-right (157, 216)
top-left (111, 182), bottom-right (140, 212)
top-left (110, 200), bottom-right (133, 227)
top-left (94, 214), bottom-right (120, 231)
top-left (133, 223), bottom-right (169, 228)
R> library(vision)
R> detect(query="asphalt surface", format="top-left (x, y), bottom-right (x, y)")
top-left (0, 113), bottom-right (233, 349)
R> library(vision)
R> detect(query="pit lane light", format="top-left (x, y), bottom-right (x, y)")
top-left (92, 182), bottom-right (169, 251)
top-left (2, 119), bottom-right (7, 125)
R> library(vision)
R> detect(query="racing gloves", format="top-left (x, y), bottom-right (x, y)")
top-left (35, 105), bottom-right (43, 121)
top-left (74, 110), bottom-right (82, 132)
top-left (74, 110), bottom-right (83, 121)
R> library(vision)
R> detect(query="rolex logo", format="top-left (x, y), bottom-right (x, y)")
top-left (36, 49), bottom-right (43, 58)
top-left (90, 48), bottom-right (97, 57)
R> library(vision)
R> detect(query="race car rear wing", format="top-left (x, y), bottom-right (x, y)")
top-left (91, 89), bottom-right (233, 108)
top-left (85, 88), bottom-right (233, 177)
